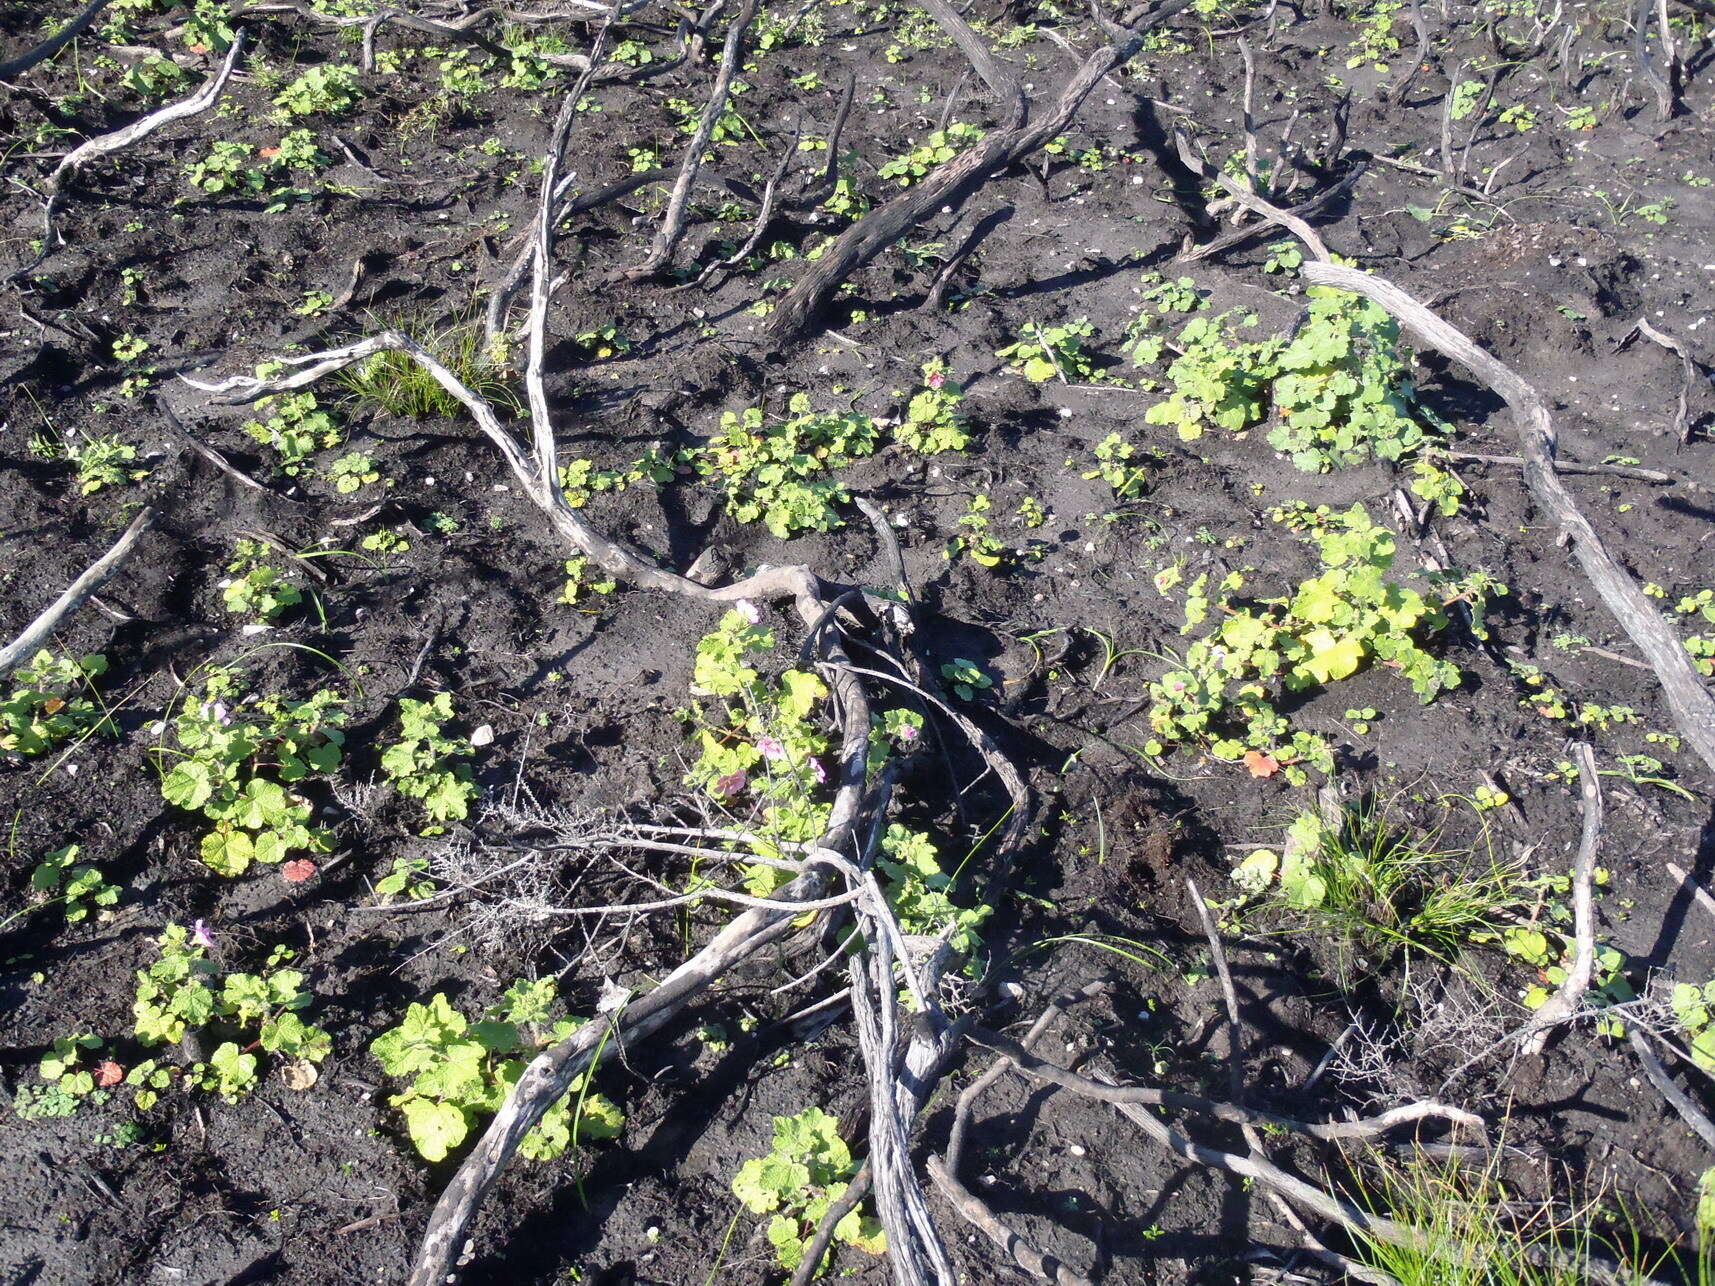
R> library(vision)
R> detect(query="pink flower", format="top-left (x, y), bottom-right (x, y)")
top-left (899, 723), bottom-right (919, 743)
top-left (735, 599), bottom-right (762, 625)
top-left (810, 757), bottom-right (827, 785)
top-left (712, 771), bottom-right (747, 798)
top-left (192, 919), bottom-right (217, 951)
top-left (757, 736), bottom-right (786, 761)
top-left (201, 701), bottom-right (231, 725)
top-left (926, 371), bottom-right (945, 390)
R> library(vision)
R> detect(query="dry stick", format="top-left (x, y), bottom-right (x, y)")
top-left (1618, 316), bottom-right (1702, 444)
top-left (968, 1026), bottom-right (1482, 1140)
top-left (923, 207), bottom-right (1008, 311)
top-left (157, 399), bottom-right (274, 495)
top-left (12, 32), bottom-right (247, 282)
top-left (1628, 1026), bottom-right (1715, 1151)
top-left (1172, 127), bottom-right (1333, 262)
top-left (1635, 0), bottom-right (1677, 120)
top-left (1302, 262), bottom-right (1715, 779)
top-left (927, 990), bottom-right (1101, 1286)
top-left (0, 0), bottom-right (115, 78)
top-left (0, 507), bottom-right (158, 679)
top-left (1444, 449), bottom-right (1674, 484)
top-left (686, 119), bottom-right (799, 288)
top-left (1387, 0), bottom-right (1431, 105)
top-left (1175, 163), bottom-right (1365, 265)
top-left (1439, 59), bottom-right (1466, 181)
top-left (1520, 742), bottom-right (1602, 1056)
top-left (1456, 68), bottom-right (1496, 183)
top-left (627, 0), bottom-right (759, 278)
top-left (1238, 37), bottom-right (1260, 194)
top-left (761, 0), bottom-right (1195, 346)
top-left (1667, 861), bottom-right (1715, 928)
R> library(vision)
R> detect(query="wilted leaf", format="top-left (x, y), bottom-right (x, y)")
top-left (1242, 750), bottom-right (1280, 778)
top-left (281, 858), bottom-right (317, 883)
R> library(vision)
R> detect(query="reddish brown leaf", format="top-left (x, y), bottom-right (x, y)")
top-left (1242, 750), bottom-right (1280, 779)
top-left (41, 697), bottom-right (65, 715)
top-left (258, 146), bottom-right (280, 159)
top-left (281, 859), bottom-right (317, 883)
top-left (96, 1060), bottom-right (124, 1087)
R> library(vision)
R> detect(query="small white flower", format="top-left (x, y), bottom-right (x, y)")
top-left (735, 599), bottom-right (763, 625)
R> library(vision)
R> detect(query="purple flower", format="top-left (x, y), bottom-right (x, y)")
top-left (712, 770), bottom-right (747, 798)
top-left (192, 919), bottom-right (217, 951)
top-left (757, 736), bottom-right (786, 762)
top-left (734, 599), bottom-right (762, 625)
top-left (810, 757), bottom-right (827, 785)
top-left (201, 700), bottom-right (231, 726)
top-left (899, 723), bottom-right (919, 743)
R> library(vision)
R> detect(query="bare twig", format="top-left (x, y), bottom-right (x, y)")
top-left (0, 507), bottom-right (158, 678)
top-left (157, 399), bottom-right (275, 495)
top-left (1629, 1025), bottom-right (1715, 1151)
top-left (1173, 126), bottom-right (1334, 262)
top-left (1303, 262), bottom-right (1715, 778)
top-left (1618, 317), bottom-right (1703, 443)
top-left (12, 33), bottom-right (247, 281)
top-left (1520, 742), bottom-right (1601, 1055)
top-left (0, 0), bottom-right (115, 78)
top-left (1443, 450), bottom-right (1674, 483)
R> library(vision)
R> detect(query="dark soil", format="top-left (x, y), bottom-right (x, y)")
top-left (4, 0), bottom-right (1715, 1282)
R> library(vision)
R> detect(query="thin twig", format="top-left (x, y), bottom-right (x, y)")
top-left (1520, 741), bottom-right (1601, 1055)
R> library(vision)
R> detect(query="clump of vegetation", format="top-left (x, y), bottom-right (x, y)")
top-left (2, 651), bottom-right (111, 756)
top-left (693, 396), bottom-right (881, 539)
top-left (732, 1107), bottom-right (885, 1272)
top-left (682, 606), bottom-right (832, 876)
top-left (23, 845), bottom-right (120, 925)
top-left (895, 360), bottom-right (970, 453)
top-left (876, 121), bottom-right (982, 185)
top-left (1143, 287), bottom-right (1444, 481)
top-left (381, 693), bottom-right (478, 825)
top-left (1232, 797), bottom-right (1525, 965)
top-left (156, 669), bottom-right (345, 875)
top-left (133, 923), bottom-right (332, 1102)
top-left (1146, 504), bottom-right (1497, 778)
top-left (243, 375), bottom-right (342, 474)
top-left (68, 433), bottom-right (148, 494)
top-left (370, 979), bottom-right (623, 1162)
top-left (997, 317), bottom-right (1100, 382)
top-left (222, 539), bottom-right (303, 622)
top-left (338, 319), bottom-right (520, 419)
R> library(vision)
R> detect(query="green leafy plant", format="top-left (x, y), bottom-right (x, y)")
top-left (243, 374), bottom-right (342, 474)
top-left (370, 980), bottom-right (622, 1162)
top-left (157, 669), bottom-right (345, 875)
top-left (682, 606), bottom-right (832, 876)
top-left (945, 494), bottom-right (1008, 568)
top-left (26, 845), bottom-right (120, 924)
top-left (876, 825), bottom-right (988, 963)
top-left (374, 856), bottom-right (436, 903)
top-left (731, 1107), bottom-right (885, 1272)
top-left (941, 658), bottom-right (992, 701)
top-left (1672, 980), bottom-right (1715, 1072)
top-left (2, 651), bottom-right (111, 755)
top-left (692, 396), bottom-right (881, 539)
top-left (16, 1034), bottom-right (110, 1119)
top-left (1145, 288), bottom-right (1440, 473)
top-left (996, 318), bottom-right (1099, 383)
top-left (222, 539), bottom-right (303, 622)
top-left (327, 451), bottom-right (381, 493)
top-left (1146, 505), bottom-right (1489, 776)
top-left (66, 431), bottom-right (148, 493)
top-left (876, 121), bottom-right (981, 185)
top-left (184, 140), bottom-right (265, 195)
top-left (1083, 433), bottom-right (1148, 500)
top-left (560, 555), bottom-right (617, 605)
top-left (132, 923), bottom-right (332, 1101)
top-left (272, 63), bottom-right (362, 117)
top-left (895, 360), bottom-right (970, 453)
top-left (381, 693), bottom-right (478, 824)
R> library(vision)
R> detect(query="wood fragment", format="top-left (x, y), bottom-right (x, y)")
top-left (1520, 742), bottom-right (1601, 1054)
top-left (1617, 317), bottom-right (1704, 443)
top-left (0, 508), bottom-right (158, 679)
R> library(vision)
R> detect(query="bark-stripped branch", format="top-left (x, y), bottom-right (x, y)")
top-left (761, 0), bottom-right (1195, 345)
top-left (11, 32), bottom-right (247, 282)
top-left (0, 507), bottom-right (158, 679)
top-left (1302, 262), bottom-right (1715, 779)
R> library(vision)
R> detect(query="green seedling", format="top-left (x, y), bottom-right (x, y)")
top-left (731, 1107), bottom-right (885, 1271)
top-left (222, 539), bottom-right (302, 622)
top-left (370, 979), bottom-right (622, 1162)
top-left (941, 658), bottom-right (992, 701)
top-left (2, 651), bottom-right (111, 755)
top-left (997, 318), bottom-right (1099, 383)
top-left (381, 693), bottom-right (478, 824)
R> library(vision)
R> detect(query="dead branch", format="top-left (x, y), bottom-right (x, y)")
top-left (1302, 261), bottom-right (1715, 779)
top-left (1618, 316), bottom-right (1704, 443)
top-left (626, 0), bottom-right (760, 278)
top-left (1173, 126), bottom-right (1332, 261)
top-left (968, 1025), bottom-right (1480, 1141)
top-left (0, 0), bottom-right (115, 78)
top-left (1634, 0), bottom-right (1678, 120)
top-left (0, 507), bottom-right (158, 679)
top-left (11, 33), bottom-right (247, 282)
top-left (1520, 742), bottom-right (1601, 1055)
top-left (761, 0), bottom-right (1195, 346)
top-left (157, 399), bottom-right (276, 496)
top-left (685, 120), bottom-right (800, 289)
top-left (1443, 450), bottom-right (1674, 483)
top-left (1174, 160), bottom-right (1365, 264)
top-left (1628, 1025), bottom-right (1715, 1151)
